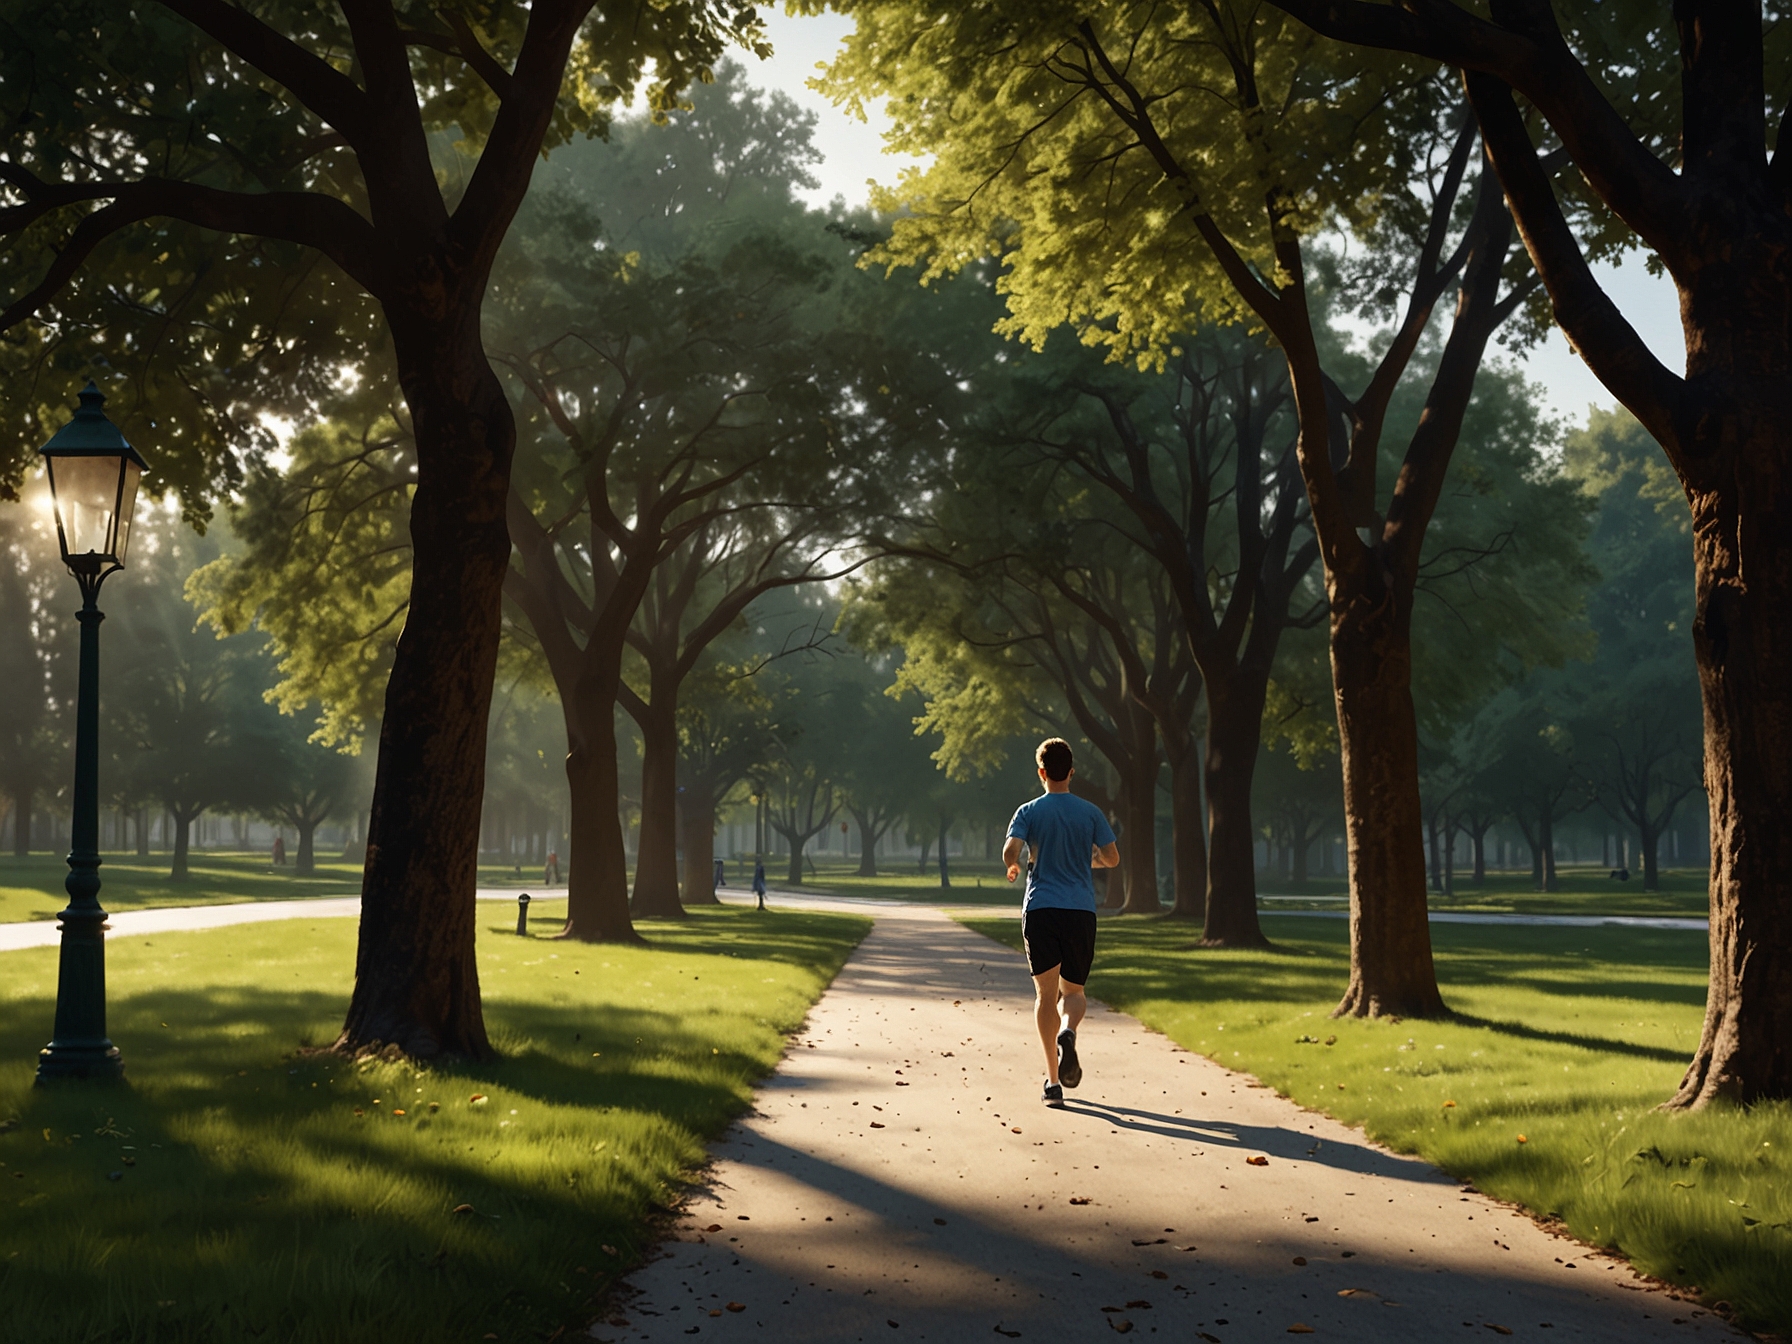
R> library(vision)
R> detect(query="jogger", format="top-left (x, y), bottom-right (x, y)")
top-left (1003, 738), bottom-right (1120, 1104)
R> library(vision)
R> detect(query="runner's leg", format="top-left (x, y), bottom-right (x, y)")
top-left (1032, 965), bottom-right (1063, 1085)
top-left (1059, 977), bottom-right (1086, 1034)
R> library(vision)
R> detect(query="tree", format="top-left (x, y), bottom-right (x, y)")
top-left (817, 2), bottom-right (1560, 1016)
top-left (1, 0), bottom-right (768, 1058)
top-left (1256, 742), bottom-right (1342, 888)
top-left (261, 720), bottom-right (366, 876)
top-left (110, 520), bottom-right (273, 878)
top-left (674, 655), bottom-right (780, 904)
top-left (0, 496), bottom-right (69, 855)
top-left (1252, 0), bottom-right (1792, 1112)
top-left (832, 659), bottom-right (937, 878)
top-left (1565, 408), bottom-right (1704, 893)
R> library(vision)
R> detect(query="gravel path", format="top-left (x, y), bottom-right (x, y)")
top-left (599, 903), bottom-right (1740, 1343)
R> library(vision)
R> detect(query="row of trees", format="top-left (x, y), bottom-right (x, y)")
top-left (1, 1), bottom-right (1782, 1108)
top-left (0, 502), bottom-right (365, 875)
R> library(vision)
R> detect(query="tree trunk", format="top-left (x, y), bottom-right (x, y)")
top-left (1442, 820), bottom-right (1456, 896)
top-left (630, 698), bottom-right (684, 918)
top-left (938, 816), bottom-right (951, 890)
top-left (1167, 744), bottom-right (1207, 919)
top-left (1672, 509), bottom-right (1792, 1106)
top-left (1426, 811), bottom-right (1441, 892)
top-left (1329, 577), bottom-right (1446, 1020)
top-left (170, 808), bottom-right (195, 880)
top-left (136, 806), bottom-right (148, 858)
top-left (850, 806), bottom-right (880, 877)
top-left (560, 710), bottom-right (640, 942)
top-left (1539, 812), bottom-right (1559, 892)
top-left (679, 790), bottom-right (720, 907)
top-left (1200, 684), bottom-right (1267, 942)
top-left (1117, 754), bottom-right (1160, 914)
top-left (917, 836), bottom-right (931, 872)
top-left (786, 836), bottom-right (805, 885)
top-left (10, 782), bottom-right (27, 857)
top-left (335, 326), bottom-right (514, 1060)
top-left (295, 819), bottom-right (317, 877)
top-left (1639, 820), bottom-right (1661, 892)
top-left (1471, 829), bottom-right (1486, 885)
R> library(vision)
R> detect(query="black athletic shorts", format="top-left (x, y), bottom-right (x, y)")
top-left (1022, 907), bottom-right (1097, 985)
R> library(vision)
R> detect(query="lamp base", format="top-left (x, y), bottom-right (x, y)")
top-left (35, 1041), bottom-right (124, 1083)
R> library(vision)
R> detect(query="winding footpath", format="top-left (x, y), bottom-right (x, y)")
top-left (0, 888), bottom-right (1740, 1341)
top-left (600, 899), bottom-right (1738, 1344)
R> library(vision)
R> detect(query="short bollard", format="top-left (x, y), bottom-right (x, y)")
top-left (516, 892), bottom-right (531, 937)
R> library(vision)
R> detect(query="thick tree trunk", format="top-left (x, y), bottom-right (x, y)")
top-left (170, 809), bottom-right (194, 879)
top-left (630, 699), bottom-right (684, 919)
top-left (786, 837), bottom-right (805, 885)
top-left (1329, 577), bottom-right (1446, 1020)
top-left (850, 806), bottom-right (880, 877)
top-left (334, 321), bottom-right (515, 1059)
top-left (1672, 504), bottom-right (1792, 1105)
top-left (1167, 745), bottom-right (1207, 919)
top-left (1201, 684), bottom-right (1268, 943)
top-left (938, 816), bottom-right (951, 890)
top-left (295, 819), bottom-right (317, 877)
top-left (680, 791), bottom-right (720, 907)
top-left (11, 782), bottom-right (27, 857)
top-left (561, 710), bottom-right (640, 942)
top-left (917, 837), bottom-right (931, 873)
top-left (1471, 830), bottom-right (1486, 885)
top-left (1117, 756), bottom-right (1160, 914)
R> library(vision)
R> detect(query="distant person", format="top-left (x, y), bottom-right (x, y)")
top-left (272, 833), bottom-right (286, 867)
top-left (714, 857), bottom-right (727, 890)
top-left (545, 850), bottom-right (560, 886)
top-left (1004, 738), bottom-right (1120, 1107)
top-left (752, 857), bottom-right (767, 910)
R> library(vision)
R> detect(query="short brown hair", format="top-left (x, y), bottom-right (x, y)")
top-left (1036, 738), bottom-right (1073, 782)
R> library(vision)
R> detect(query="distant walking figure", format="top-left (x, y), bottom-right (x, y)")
top-left (544, 850), bottom-right (560, 886)
top-left (272, 833), bottom-right (286, 867)
top-left (752, 857), bottom-right (767, 910)
top-left (1004, 738), bottom-right (1120, 1106)
top-left (714, 857), bottom-right (727, 890)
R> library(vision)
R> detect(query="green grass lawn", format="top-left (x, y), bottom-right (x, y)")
top-left (961, 911), bottom-right (1791, 1334)
top-left (0, 852), bottom-right (364, 924)
top-left (1257, 864), bottom-right (1710, 917)
top-left (761, 857), bottom-right (1025, 905)
top-left (0, 903), bottom-right (870, 1344)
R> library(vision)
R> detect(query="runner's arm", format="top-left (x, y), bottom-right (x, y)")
top-left (1003, 836), bottom-right (1025, 883)
top-left (1092, 841), bottom-right (1120, 869)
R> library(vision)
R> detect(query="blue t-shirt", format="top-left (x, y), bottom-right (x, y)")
top-left (1007, 791), bottom-right (1116, 913)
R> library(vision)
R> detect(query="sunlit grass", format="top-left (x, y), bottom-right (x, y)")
top-left (0, 905), bottom-right (869, 1343)
top-left (0, 852), bottom-right (363, 924)
top-left (960, 911), bottom-right (1792, 1333)
top-left (1258, 863), bottom-right (1710, 916)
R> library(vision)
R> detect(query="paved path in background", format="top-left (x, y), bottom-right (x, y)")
top-left (0, 887), bottom-right (554, 952)
top-left (600, 903), bottom-right (1738, 1344)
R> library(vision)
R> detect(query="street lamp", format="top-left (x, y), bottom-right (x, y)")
top-left (35, 382), bottom-right (146, 1083)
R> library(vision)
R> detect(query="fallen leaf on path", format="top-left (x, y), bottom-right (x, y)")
top-left (887, 1321), bottom-right (900, 1328)
top-left (1107, 1321), bottom-right (1133, 1335)
top-left (1148, 1270), bottom-right (1168, 1279)
top-left (1070, 1197), bottom-right (1092, 1205)
top-left (934, 1218), bottom-right (948, 1225)
top-left (1125, 1300), bottom-right (1151, 1309)
top-left (870, 1122), bottom-right (886, 1129)
top-left (1200, 1335), bottom-right (1222, 1343)
top-left (1246, 1155), bottom-right (1269, 1166)
top-left (993, 1328), bottom-right (1021, 1339)
top-left (1288, 1325), bottom-right (1315, 1334)
top-left (1485, 1327), bottom-right (1513, 1336)
top-left (1292, 1256), bottom-right (1307, 1265)
top-left (709, 1309), bottom-right (722, 1317)
top-left (1012, 1127), bottom-right (1023, 1134)
top-left (1337, 1289), bottom-right (1377, 1298)
top-left (704, 1224), bottom-right (722, 1232)
top-left (726, 1302), bottom-right (745, 1312)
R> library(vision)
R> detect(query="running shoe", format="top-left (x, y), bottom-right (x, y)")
top-left (1057, 1028), bottom-right (1082, 1088)
top-left (1042, 1080), bottom-right (1064, 1106)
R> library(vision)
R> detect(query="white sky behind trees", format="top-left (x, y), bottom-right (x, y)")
top-left (744, 9), bottom-right (1683, 432)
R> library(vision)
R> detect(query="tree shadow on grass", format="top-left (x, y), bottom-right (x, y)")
top-left (1445, 1013), bottom-right (1692, 1065)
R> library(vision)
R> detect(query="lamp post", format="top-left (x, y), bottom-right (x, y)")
top-left (35, 382), bottom-right (146, 1084)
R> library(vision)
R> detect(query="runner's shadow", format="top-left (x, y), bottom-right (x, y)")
top-left (1051, 1099), bottom-right (1449, 1184)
